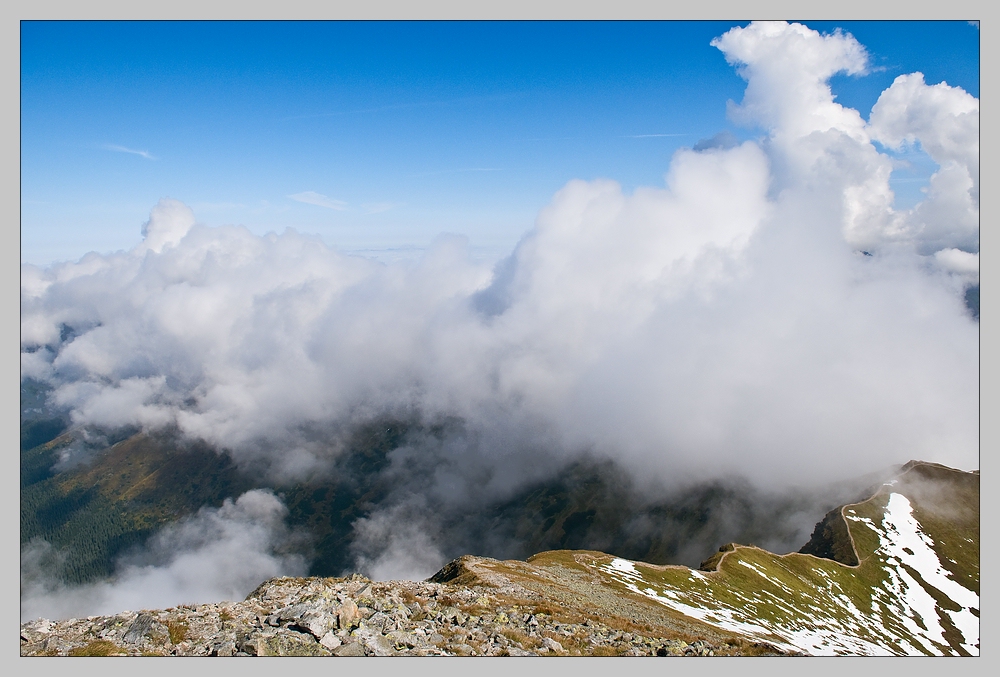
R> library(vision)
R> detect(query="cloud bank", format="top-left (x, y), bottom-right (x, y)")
top-left (21, 22), bottom-right (978, 600)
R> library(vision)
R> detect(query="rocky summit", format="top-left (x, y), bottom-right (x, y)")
top-left (20, 560), bottom-right (786, 657)
top-left (19, 461), bottom-right (977, 657)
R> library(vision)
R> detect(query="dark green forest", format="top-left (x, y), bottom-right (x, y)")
top-left (21, 380), bottom-right (875, 587)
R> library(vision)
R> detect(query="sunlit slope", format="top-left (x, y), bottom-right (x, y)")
top-left (20, 431), bottom-right (253, 583)
top-left (570, 462), bottom-right (978, 656)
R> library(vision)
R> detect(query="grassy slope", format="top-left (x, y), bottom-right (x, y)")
top-left (539, 462), bottom-right (980, 656)
top-left (19, 421), bottom-right (413, 583)
top-left (20, 431), bottom-right (253, 583)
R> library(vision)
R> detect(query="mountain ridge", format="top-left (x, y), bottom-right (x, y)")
top-left (20, 460), bottom-right (979, 656)
top-left (21, 420), bottom-right (883, 586)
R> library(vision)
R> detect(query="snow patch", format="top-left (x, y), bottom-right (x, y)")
top-left (874, 493), bottom-right (979, 655)
top-left (591, 494), bottom-right (978, 657)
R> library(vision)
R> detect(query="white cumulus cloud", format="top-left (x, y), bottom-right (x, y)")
top-left (21, 21), bottom-right (978, 499)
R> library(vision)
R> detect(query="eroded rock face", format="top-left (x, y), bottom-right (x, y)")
top-left (19, 569), bottom-right (778, 657)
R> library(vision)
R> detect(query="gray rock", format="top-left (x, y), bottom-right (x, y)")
top-left (506, 646), bottom-right (538, 656)
top-left (541, 637), bottom-right (563, 652)
top-left (245, 632), bottom-right (328, 657)
top-left (355, 629), bottom-right (396, 656)
top-left (212, 640), bottom-right (236, 656)
top-left (332, 641), bottom-right (365, 656)
top-left (386, 630), bottom-right (422, 648)
top-left (42, 636), bottom-right (72, 653)
top-left (293, 611), bottom-right (336, 639)
top-left (19, 571), bottom-right (777, 657)
top-left (240, 637), bottom-right (265, 656)
top-left (319, 632), bottom-right (342, 650)
top-left (123, 613), bottom-right (155, 644)
top-left (276, 603), bottom-right (312, 621)
top-left (365, 611), bottom-right (394, 633)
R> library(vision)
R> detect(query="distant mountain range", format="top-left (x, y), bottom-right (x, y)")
top-left (20, 459), bottom-right (978, 656)
top-left (20, 375), bottom-right (979, 655)
top-left (21, 409), bottom-right (882, 585)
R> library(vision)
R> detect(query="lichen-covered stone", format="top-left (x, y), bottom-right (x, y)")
top-left (19, 568), bottom-right (773, 657)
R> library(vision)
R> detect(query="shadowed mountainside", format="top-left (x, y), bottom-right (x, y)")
top-left (21, 415), bottom-right (877, 585)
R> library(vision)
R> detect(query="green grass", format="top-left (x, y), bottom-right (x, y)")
top-left (167, 620), bottom-right (189, 644)
top-left (569, 463), bottom-right (979, 656)
top-left (68, 640), bottom-right (121, 656)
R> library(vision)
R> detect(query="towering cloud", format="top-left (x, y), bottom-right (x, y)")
top-left (21, 22), bottom-right (978, 604)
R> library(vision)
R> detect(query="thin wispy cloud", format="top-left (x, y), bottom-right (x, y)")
top-left (288, 191), bottom-right (348, 210)
top-left (104, 144), bottom-right (156, 160)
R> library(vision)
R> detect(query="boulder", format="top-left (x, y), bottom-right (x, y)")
top-left (242, 632), bottom-right (328, 657)
top-left (319, 632), bottom-right (342, 650)
top-left (365, 611), bottom-right (394, 633)
top-left (211, 640), bottom-right (236, 657)
top-left (541, 637), bottom-right (563, 652)
top-left (123, 614), bottom-right (155, 644)
top-left (337, 599), bottom-right (359, 629)
top-left (361, 632), bottom-right (397, 657)
top-left (332, 640), bottom-right (365, 657)
top-left (276, 603), bottom-right (312, 621)
top-left (292, 611), bottom-right (337, 639)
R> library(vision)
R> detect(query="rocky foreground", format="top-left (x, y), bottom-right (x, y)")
top-left (20, 557), bottom-right (786, 657)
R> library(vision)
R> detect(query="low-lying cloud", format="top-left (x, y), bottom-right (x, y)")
top-left (21, 21), bottom-right (978, 607)
top-left (20, 490), bottom-right (307, 622)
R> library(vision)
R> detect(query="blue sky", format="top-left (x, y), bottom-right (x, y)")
top-left (20, 20), bottom-right (979, 266)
